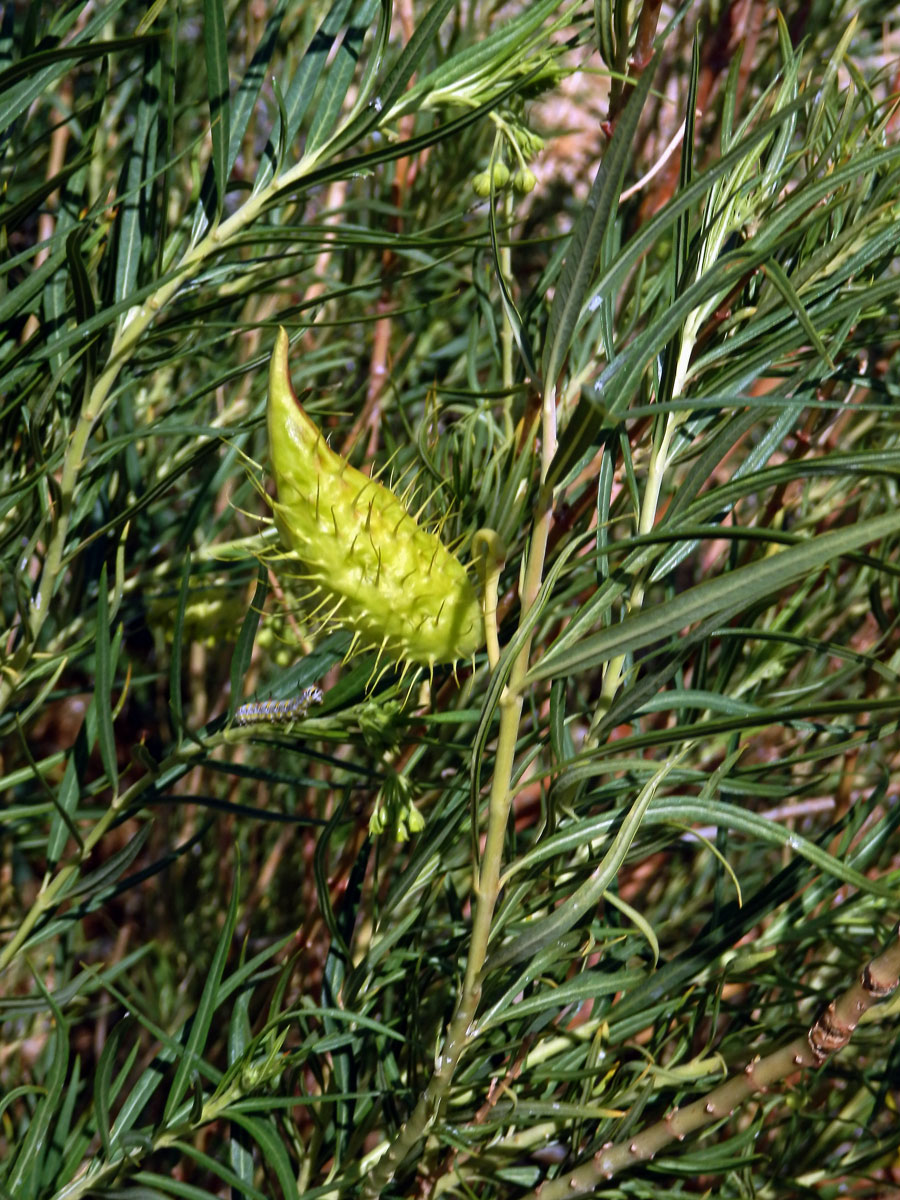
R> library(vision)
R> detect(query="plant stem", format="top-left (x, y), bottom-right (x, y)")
top-left (362, 385), bottom-right (558, 1196)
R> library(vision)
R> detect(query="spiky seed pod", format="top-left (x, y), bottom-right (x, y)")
top-left (267, 328), bottom-right (484, 670)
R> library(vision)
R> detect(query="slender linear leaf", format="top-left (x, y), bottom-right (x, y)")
top-left (162, 859), bottom-right (241, 1125)
top-left (226, 0), bottom-right (288, 175)
top-left (542, 52), bottom-right (660, 391)
top-left (203, 0), bottom-right (231, 221)
top-left (0, 15), bottom-right (146, 133)
top-left (229, 1111), bottom-right (298, 1200)
top-left (254, 0), bottom-right (355, 192)
top-left (114, 41), bottom-right (161, 316)
top-left (528, 508), bottom-right (900, 683)
top-left (228, 566), bottom-right (268, 722)
top-left (5, 1003), bottom-right (68, 1195)
top-left (306, 0), bottom-right (380, 154)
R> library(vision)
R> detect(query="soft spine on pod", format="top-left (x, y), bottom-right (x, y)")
top-left (267, 327), bottom-right (484, 669)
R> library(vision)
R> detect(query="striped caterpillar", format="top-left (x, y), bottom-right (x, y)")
top-left (234, 686), bottom-right (324, 727)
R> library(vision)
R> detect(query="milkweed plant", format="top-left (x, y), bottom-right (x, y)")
top-left (3, 3), bottom-right (900, 1199)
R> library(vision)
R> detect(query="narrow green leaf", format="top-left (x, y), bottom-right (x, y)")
top-left (314, 801), bottom-right (354, 958)
top-left (228, 566), bottom-right (267, 723)
top-left (369, 0), bottom-right (455, 120)
top-left (655, 32), bottom-right (699, 412)
top-left (42, 1052), bottom-right (82, 1189)
top-left (397, 0), bottom-right (563, 113)
top-left (0, 15), bottom-right (146, 133)
top-left (527, 508), bottom-right (900, 684)
top-left (306, 0), bottom-right (380, 154)
top-left (471, 536), bottom-right (591, 806)
top-left (226, 990), bottom-right (255, 1193)
top-left (0, 248), bottom-right (66, 330)
top-left (226, 0), bottom-right (288, 175)
top-left (485, 967), bottom-right (643, 1026)
top-left (606, 805), bottom-right (900, 1046)
top-left (229, 1111), bottom-right (298, 1200)
top-left (489, 185), bottom-right (539, 380)
top-left (67, 821), bottom-right (151, 901)
top-left (255, 0), bottom-right (355, 191)
top-left (94, 1017), bottom-right (134, 1159)
top-left (548, 677), bottom-right (571, 766)
top-left (541, 52), bottom-right (660, 391)
top-left (114, 42), bottom-right (161, 316)
top-left (132, 1170), bottom-right (249, 1200)
top-left (0, 5), bottom-right (13, 73)
top-left (762, 257), bottom-right (835, 369)
top-left (545, 388), bottom-right (610, 491)
top-left (595, 0), bottom-right (614, 66)
top-left (335, 0), bottom-right (392, 139)
top-left (203, 0), bottom-right (231, 221)
top-left (548, 94), bottom-right (813, 403)
top-left (162, 858), bottom-right (241, 1126)
top-left (807, 15), bottom-right (856, 149)
top-left (0, 32), bottom-right (154, 95)
top-left (720, 47), bottom-right (742, 152)
top-left (649, 405), bottom-right (800, 581)
top-left (147, 1145), bottom-right (267, 1198)
top-left (110, 1053), bottom-right (173, 1145)
top-left (6, 1004), bottom-right (69, 1195)
top-left (488, 757), bottom-right (678, 971)
top-left (2, 154), bottom-right (90, 235)
top-left (47, 701), bottom-right (97, 862)
top-left (586, 233), bottom-right (826, 428)
top-left (228, 989), bottom-right (252, 1068)
top-left (94, 564), bottom-right (118, 798)
top-left (605, 889), bottom-right (660, 965)
top-left (503, 797), bottom-right (898, 903)
top-left (315, 0), bottom-right (447, 157)
top-left (168, 550), bottom-right (192, 741)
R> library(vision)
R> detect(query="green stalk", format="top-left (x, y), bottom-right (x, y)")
top-left (363, 379), bottom-right (558, 1194)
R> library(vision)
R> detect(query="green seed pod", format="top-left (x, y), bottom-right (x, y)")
top-left (267, 328), bottom-right (484, 670)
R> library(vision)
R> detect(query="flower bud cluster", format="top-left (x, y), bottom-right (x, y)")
top-left (368, 769), bottom-right (425, 841)
top-left (472, 115), bottom-right (544, 198)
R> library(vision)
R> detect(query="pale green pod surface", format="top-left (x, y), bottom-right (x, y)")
top-left (267, 328), bottom-right (484, 667)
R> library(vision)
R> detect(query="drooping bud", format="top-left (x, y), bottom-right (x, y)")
top-left (512, 167), bottom-right (537, 194)
top-left (472, 161), bottom-right (510, 196)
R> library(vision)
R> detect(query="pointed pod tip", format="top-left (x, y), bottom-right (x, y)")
top-left (268, 324), bottom-right (321, 462)
top-left (270, 326), bottom-right (296, 407)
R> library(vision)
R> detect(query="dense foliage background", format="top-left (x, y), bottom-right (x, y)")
top-left (3, 1), bottom-right (900, 1197)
